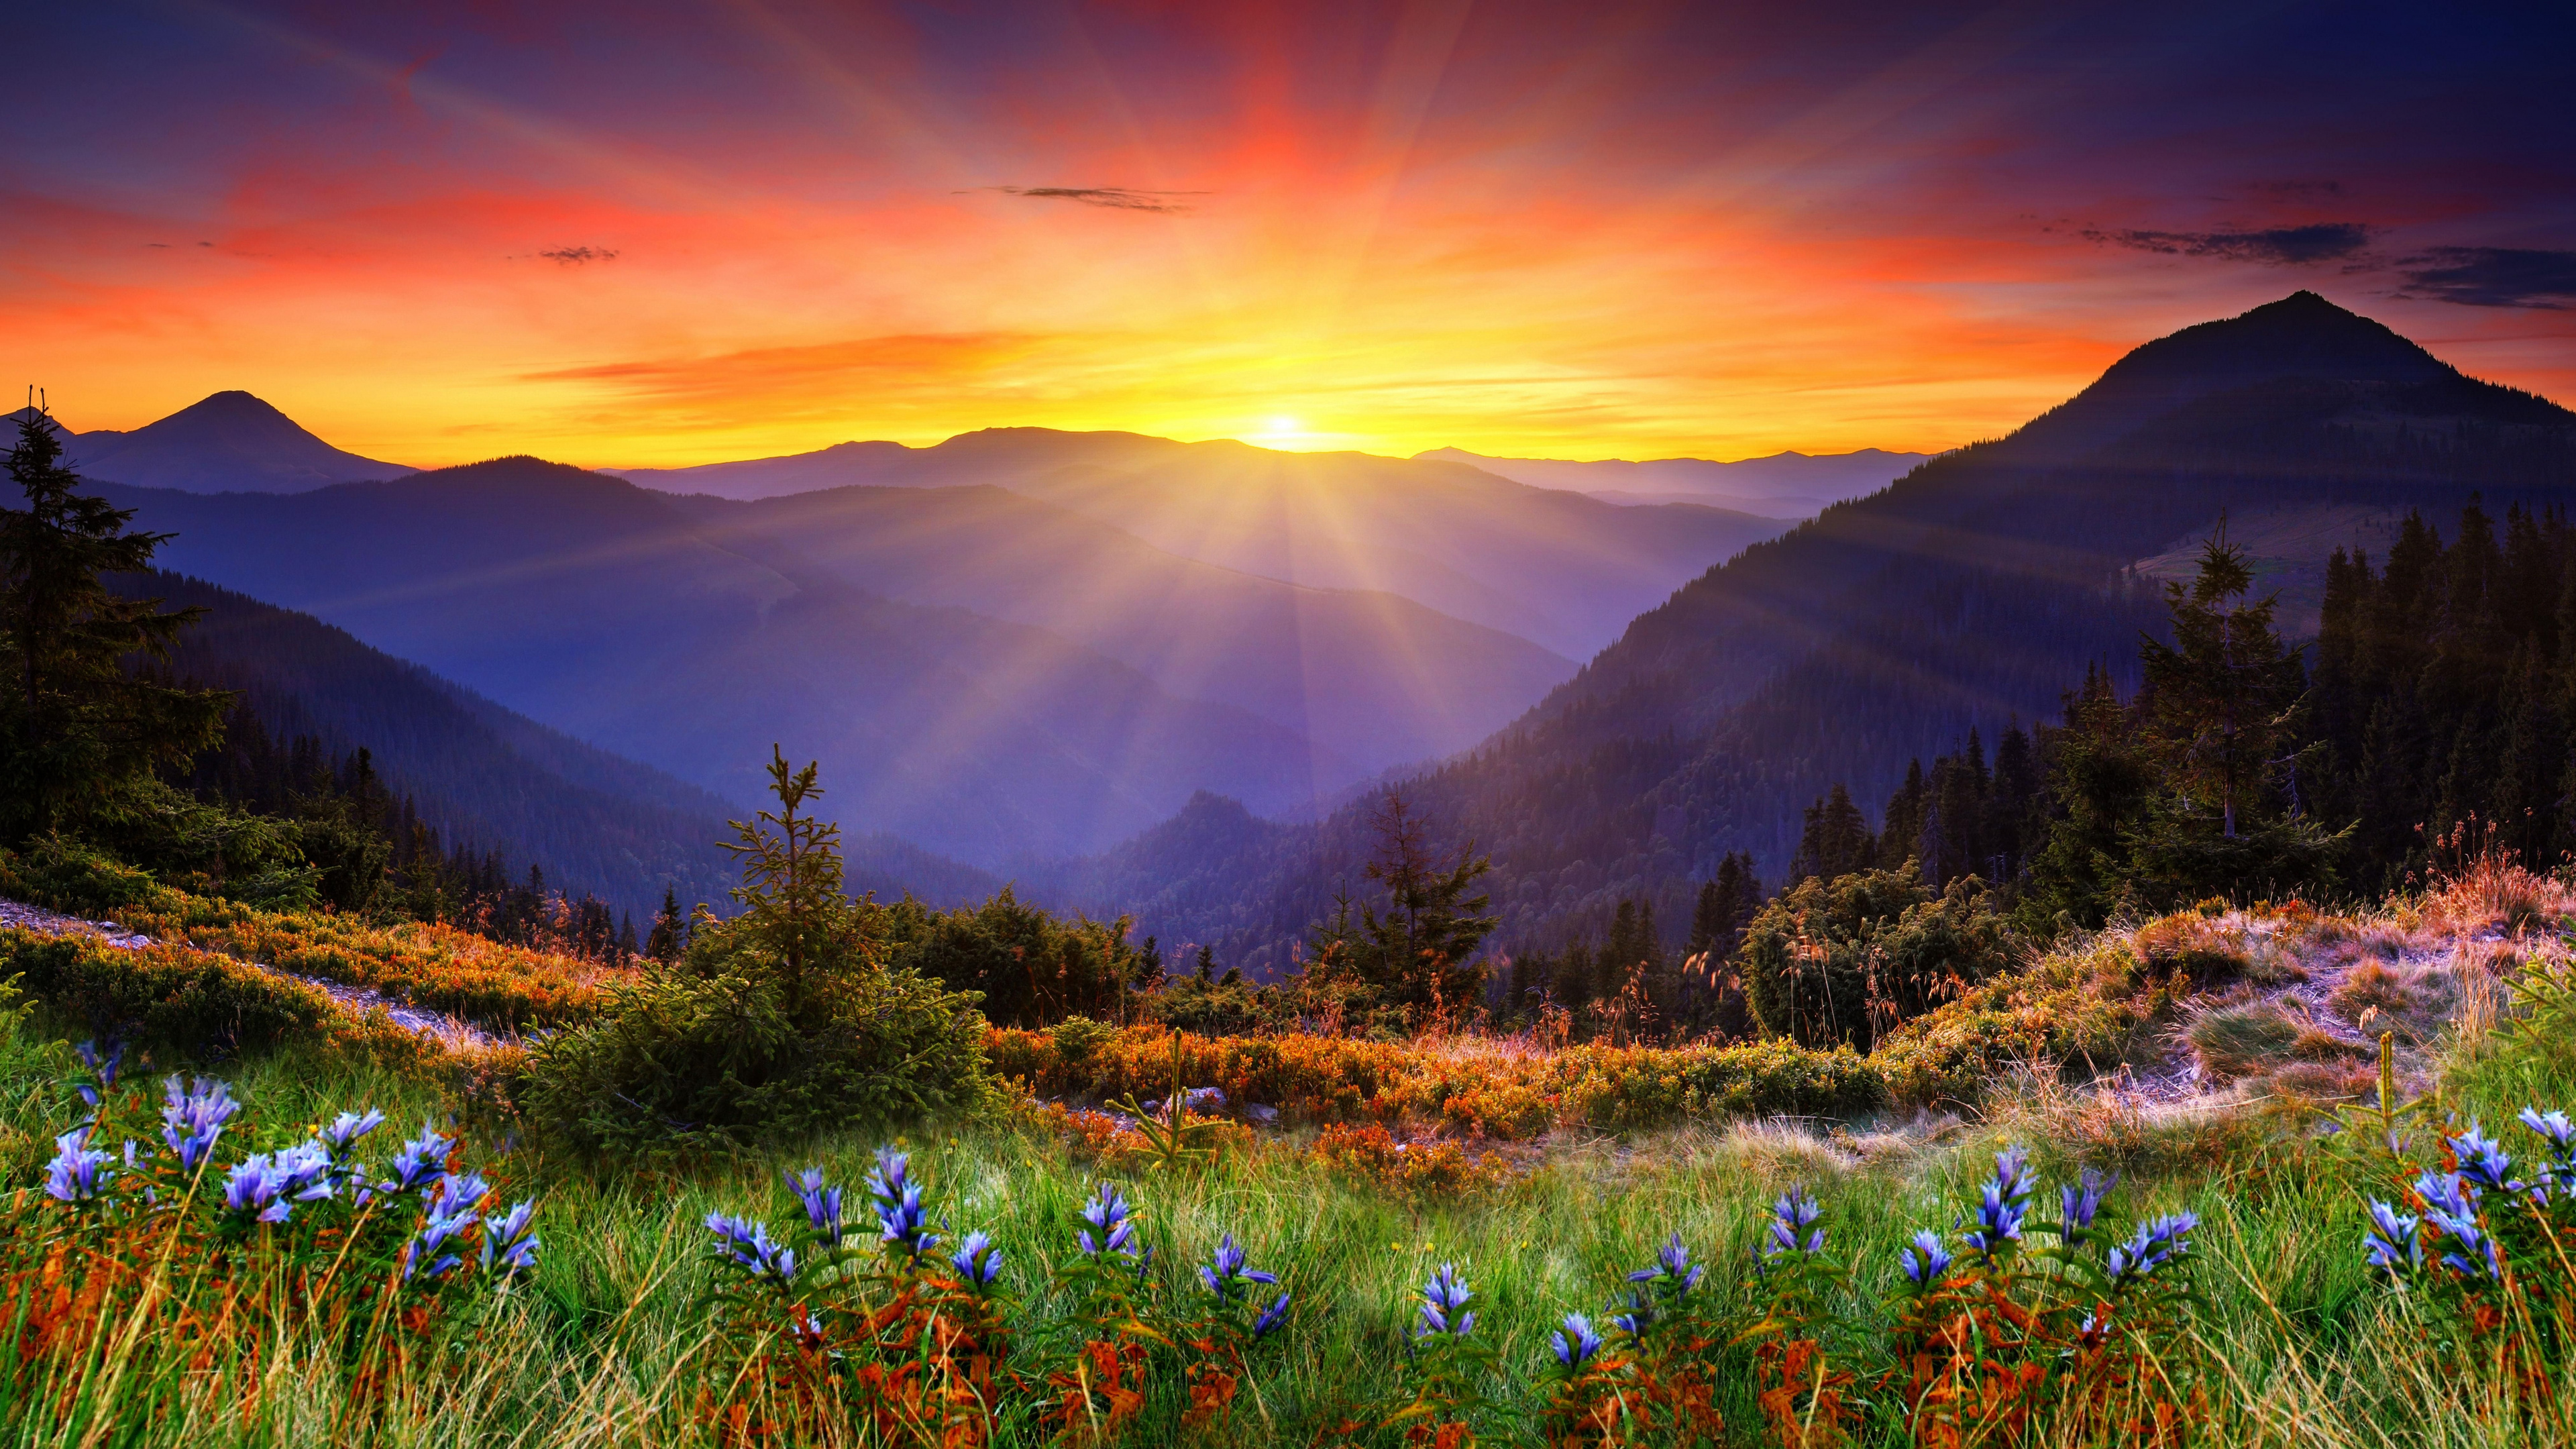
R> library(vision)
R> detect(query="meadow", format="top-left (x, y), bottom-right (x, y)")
top-left (4, 869), bottom-right (2575, 1446)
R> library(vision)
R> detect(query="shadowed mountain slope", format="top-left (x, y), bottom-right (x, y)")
top-left (619, 433), bottom-right (1790, 659)
top-left (65, 391), bottom-right (416, 493)
top-left (99, 459), bottom-right (1339, 867)
top-left (1079, 294), bottom-right (2576, 974)
top-left (1415, 446), bottom-right (1929, 517)
top-left (660, 484), bottom-right (1574, 773)
top-left (120, 572), bottom-right (1000, 914)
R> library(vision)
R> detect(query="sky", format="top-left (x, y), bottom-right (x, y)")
top-left (3, 0), bottom-right (2573, 469)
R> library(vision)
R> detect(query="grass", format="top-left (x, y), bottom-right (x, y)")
top-left (10, 866), bottom-right (2576, 1443)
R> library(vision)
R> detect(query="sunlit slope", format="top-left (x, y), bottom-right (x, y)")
top-left (621, 433), bottom-right (1790, 659)
top-left (666, 484), bottom-right (1574, 774)
top-left (104, 460), bottom-right (1341, 866)
top-left (1073, 294), bottom-right (2576, 970)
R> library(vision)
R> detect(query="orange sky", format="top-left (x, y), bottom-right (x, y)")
top-left (5, 2), bottom-right (2571, 469)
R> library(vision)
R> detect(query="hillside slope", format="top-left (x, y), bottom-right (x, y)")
top-left (663, 484), bottom-right (1574, 773)
top-left (123, 573), bottom-right (1002, 913)
top-left (620, 432), bottom-right (1790, 659)
top-left (1091, 293), bottom-right (2576, 971)
top-left (67, 391), bottom-right (415, 493)
top-left (102, 461), bottom-right (1336, 866)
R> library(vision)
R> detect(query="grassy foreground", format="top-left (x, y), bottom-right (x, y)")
top-left (0, 999), bottom-right (2569, 1449)
top-left (8, 863), bottom-right (2576, 1445)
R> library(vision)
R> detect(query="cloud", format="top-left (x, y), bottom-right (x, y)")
top-left (2082, 223), bottom-right (2372, 266)
top-left (2395, 247), bottom-right (2576, 309)
top-left (539, 246), bottom-right (619, 263)
top-left (987, 186), bottom-right (1200, 213)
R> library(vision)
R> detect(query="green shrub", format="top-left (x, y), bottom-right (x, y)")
top-left (1737, 869), bottom-right (2012, 1049)
top-left (4, 833), bottom-right (160, 916)
top-left (1143, 975), bottom-right (1274, 1035)
top-left (2, 927), bottom-right (332, 1055)
top-left (517, 750), bottom-right (994, 1152)
top-left (879, 887), bottom-right (1152, 1027)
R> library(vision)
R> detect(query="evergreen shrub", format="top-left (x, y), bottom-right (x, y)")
top-left (1737, 869), bottom-right (2012, 1049)
top-left (1, 927), bottom-right (333, 1054)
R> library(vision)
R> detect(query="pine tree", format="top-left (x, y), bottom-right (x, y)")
top-left (0, 398), bottom-right (227, 839)
top-left (2137, 533), bottom-right (2307, 839)
top-left (1790, 783), bottom-right (1874, 883)
top-left (647, 885), bottom-right (690, 965)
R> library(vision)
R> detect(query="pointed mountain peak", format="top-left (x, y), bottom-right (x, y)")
top-left (2024, 292), bottom-right (2455, 455)
top-left (71, 391), bottom-right (415, 494)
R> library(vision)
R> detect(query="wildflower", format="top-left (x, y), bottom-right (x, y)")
top-left (1762, 1187), bottom-right (1825, 1263)
top-left (2104, 1212), bottom-right (2199, 1289)
top-left (1627, 1232), bottom-right (1706, 1289)
top-left (1076, 1181), bottom-right (1138, 1261)
top-left (1609, 1289), bottom-right (1653, 1336)
top-left (1898, 1229), bottom-right (1954, 1287)
top-left (867, 1148), bottom-right (939, 1260)
top-left (45, 1128), bottom-right (114, 1204)
top-left (1416, 1262), bottom-right (1477, 1339)
top-left (2059, 1169), bottom-right (2116, 1244)
top-left (379, 1123), bottom-right (453, 1197)
top-left (950, 1229), bottom-right (1005, 1290)
top-left (481, 1199), bottom-right (541, 1279)
top-left (1963, 1146), bottom-right (2036, 1263)
top-left (2453, 1123), bottom-right (2524, 1198)
top-left (2520, 1106), bottom-right (2576, 1203)
top-left (427, 1169), bottom-right (490, 1223)
top-left (706, 1212), bottom-right (798, 1287)
top-left (1250, 1290), bottom-right (1292, 1340)
top-left (74, 1040), bottom-right (122, 1112)
top-left (2363, 1199), bottom-right (2423, 1277)
top-left (1198, 1232), bottom-right (1280, 1303)
top-left (2412, 1170), bottom-right (2499, 1279)
top-left (159, 1075), bottom-right (240, 1173)
top-left (224, 1142), bottom-right (335, 1226)
top-left (314, 1108), bottom-right (386, 1161)
top-left (786, 1166), bottom-right (845, 1246)
top-left (1552, 1311), bottom-right (1603, 1369)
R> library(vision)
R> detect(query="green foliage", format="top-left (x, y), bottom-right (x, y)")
top-left (881, 885), bottom-right (1150, 1028)
top-left (1295, 789), bottom-right (1497, 1029)
top-left (1143, 972), bottom-right (1272, 1035)
top-left (0, 402), bottom-right (227, 844)
top-left (519, 750), bottom-right (991, 1152)
top-left (1736, 867), bottom-right (2011, 1049)
top-left (1, 834), bottom-right (158, 916)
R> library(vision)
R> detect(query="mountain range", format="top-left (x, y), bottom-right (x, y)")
top-left (1034, 293), bottom-right (2576, 971)
top-left (1413, 447), bottom-right (1931, 518)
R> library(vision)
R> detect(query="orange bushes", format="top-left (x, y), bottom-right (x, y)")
top-left (989, 1025), bottom-right (1885, 1137)
top-left (1309, 1122), bottom-right (1514, 1200)
top-left (117, 894), bottom-right (628, 1028)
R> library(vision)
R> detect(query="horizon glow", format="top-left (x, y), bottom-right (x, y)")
top-left (2, 2), bottom-right (2570, 470)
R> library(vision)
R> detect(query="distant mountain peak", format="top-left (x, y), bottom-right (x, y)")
top-left (68, 389), bottom-right (415, 494)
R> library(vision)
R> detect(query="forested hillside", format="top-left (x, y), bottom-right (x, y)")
top-left (1083, 294), bottom-right (2576, 972)
top-left (120, 572), bottom-right (1000, 914)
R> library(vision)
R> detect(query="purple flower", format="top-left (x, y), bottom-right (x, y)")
top-left (378, 1123), bottom-right (453, 1197)
top-left (2363, 1199), bottom-right (2422, 1277)
top-left (481, 1199), bottom-right (541, 1278)
top-left (44, 1128), bottom-right (113, 1204)
top-left (1964, 1147), bottom-right (2036, 1263)
top-left (950, 1230), bottom-right (1005, 1290)
top-left (224, 1142), bottom-right (335, 1227)
top-left (1609, 1289), bottom-right (1652, 1337)
top-left (1551, 1311), bottom-right (1603, 1368)
top-left (1763, 1187), bottom-right (1825, 1263)
top-left (786, 1166), bottom-right (845, 1246)
top-left (1415, 1263), bottom-right (1476, 1339)
top-left (1076, 1181), bottom-right (1138, 1262)
top-left (866, 1149), bottom-right (940, 1259)
top-left (74, 1040), bottom-right (121, 1112)
top-left (2413, 1171), bottom-right (2498, 1279)
top-left (1627, 1232), bottom-right (1705, 1290)
top-left (159, 1075), bottom-right (239, 1173)
top-left (2521, 1107), bottom-right (2576, 1203)
top-left (314, 1109), bottom-right (385, 1160)
top-left (2454, 1123), bottom-right (2524, 1198)
top-left (1251, 1290), bottom-right (1291, 1339)
top-left (1198, 1232), bottom-right (1280, 1303)
top-left (2104, 1212), bottom-right (2198, 1289)
top-left (705, 1212), bottom-right (798, 1286)
top-left (1898, 1230), bottom-right (1954, 1287)
top-left (2059, 1169), bottom-right (2116, 1244)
